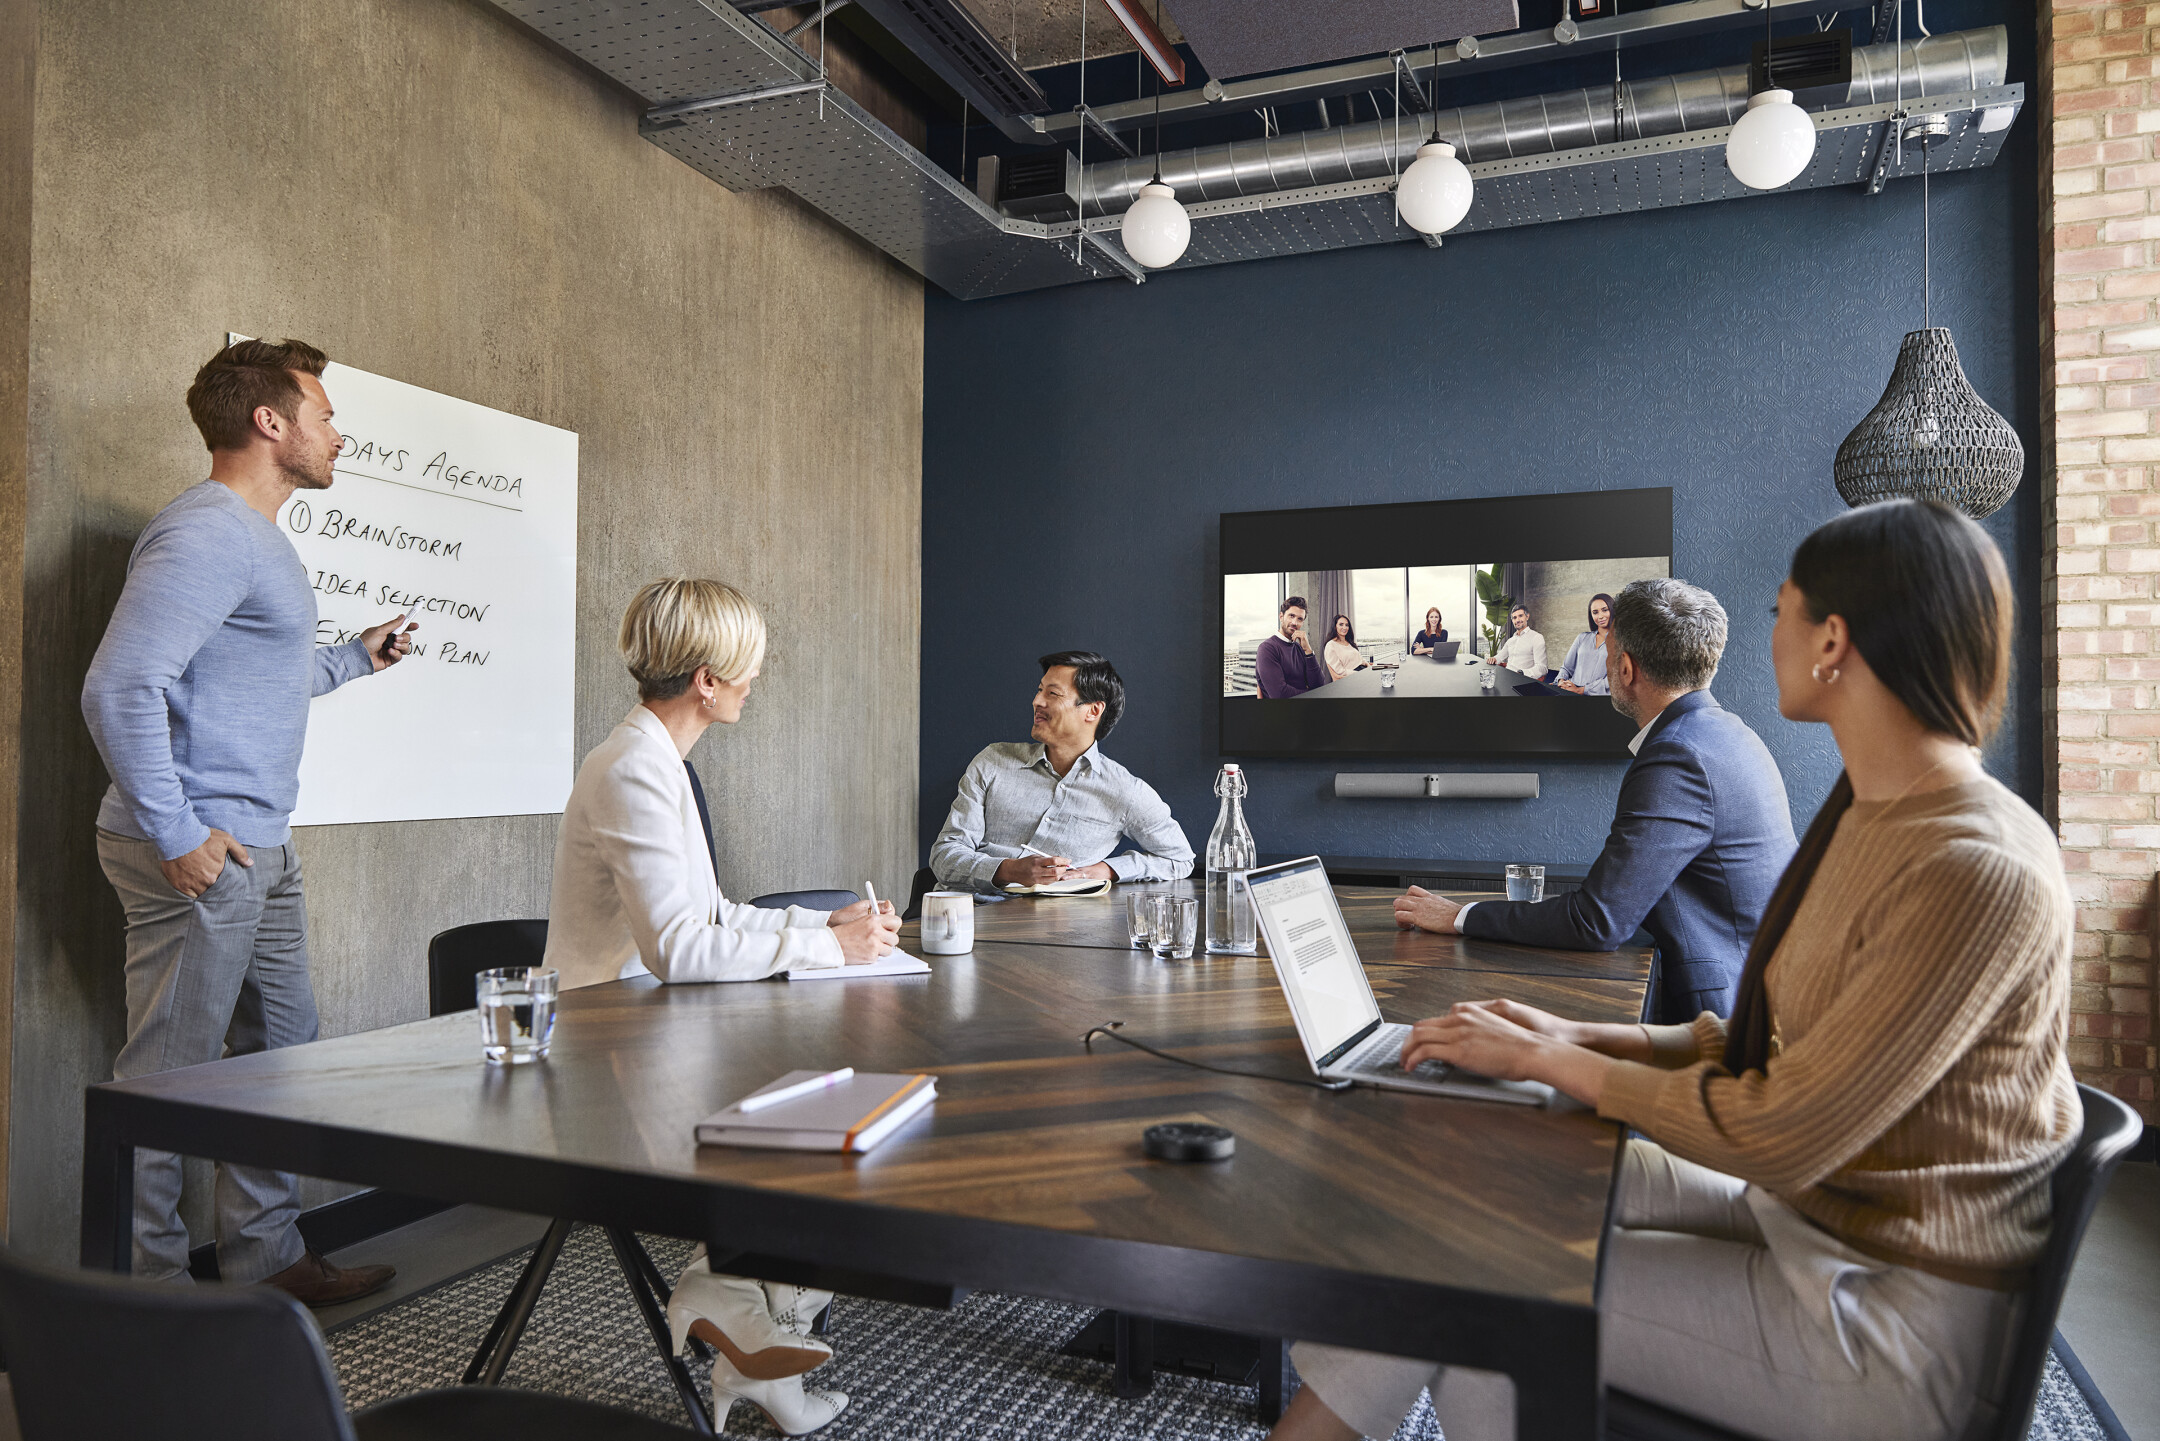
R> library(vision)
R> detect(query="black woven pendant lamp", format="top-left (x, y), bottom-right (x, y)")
top-left (1832, 116), bottom-right (2025, 518)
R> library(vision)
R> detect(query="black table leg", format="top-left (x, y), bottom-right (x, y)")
top-left (1112, 1312), bottom-right (1156, 1399)
top-left (1511, 1312), bottom-right (1601, 1440)
top-left (1259, 1339), bottom-right (1290, 1423)
top-left (468, 1217), bottom-right (573, 1384)
top-left (606, 1226), bottom-right (716, 1436)
top-left (79, 1092), bottom-right (134, 1274)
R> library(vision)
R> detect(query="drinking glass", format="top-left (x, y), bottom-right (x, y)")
top-left (477, 966), bottom-right (558, 1064)
top-left (1380, 670), bottom-right (1396, 692)
top-left (1151, 894), bottom-right (1198, 961)
top-left (1480, 665), bottom-right (1498, 693)
top-left (1505, 864), bottom-right (1546, 903)
top-left (1125, 890), bottom-right (1157, 949)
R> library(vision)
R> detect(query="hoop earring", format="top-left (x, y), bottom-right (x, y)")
top-left (700, 693), bottom-right (718, 709)
top-left (1812, 664), bottom-right (1840, 684)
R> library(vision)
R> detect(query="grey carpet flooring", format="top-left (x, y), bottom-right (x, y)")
top-left (324, 1225), bottom-right (2114, 1441)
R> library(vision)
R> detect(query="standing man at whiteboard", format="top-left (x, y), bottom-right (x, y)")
top-left (82, 339), bottom-right (416, 1303)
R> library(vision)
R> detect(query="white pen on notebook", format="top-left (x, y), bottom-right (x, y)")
top-left (737, 1067), bottom-right (856, 1114)
top-left (1019, 844), bottom-right (1069, 877)
top-left (864, 881), bottom-right (893, 956)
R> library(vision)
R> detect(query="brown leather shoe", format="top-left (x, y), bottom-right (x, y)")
top-left (262, 1248), bottom-right (396, 1307)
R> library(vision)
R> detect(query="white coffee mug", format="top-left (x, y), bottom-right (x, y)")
top-left (919, 891), bottom-right (974, 955)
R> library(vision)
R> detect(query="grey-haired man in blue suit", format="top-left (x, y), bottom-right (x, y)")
top-left (1394, 578), bottom-right (1797, 1023)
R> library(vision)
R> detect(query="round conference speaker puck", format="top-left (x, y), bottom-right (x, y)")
top-left (1143, 1122), bottom-right (1235, 1163)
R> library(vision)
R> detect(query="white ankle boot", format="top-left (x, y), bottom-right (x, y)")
top-left (710, 1353), bottom-right (849, 1436)
top-left (666, 1261), bottom-right (832, 1380)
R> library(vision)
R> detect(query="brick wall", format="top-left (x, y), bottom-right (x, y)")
top-left (2043, 0), bottom-right (2160, 1121)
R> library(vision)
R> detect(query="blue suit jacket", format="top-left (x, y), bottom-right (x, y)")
top-left (1459, 690), bottom-right (1797, 1022)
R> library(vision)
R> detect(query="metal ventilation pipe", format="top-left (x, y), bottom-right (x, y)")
top-left (1079, 25), bottom-right (2007, 215)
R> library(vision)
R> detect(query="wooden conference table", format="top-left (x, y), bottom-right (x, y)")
top-left (1290, 653), bottom-right (1558, 700)
top-left (81, 883), bottom-right (1650, 1440)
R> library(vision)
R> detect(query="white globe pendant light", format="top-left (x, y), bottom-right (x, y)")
top-left (1396, 139), bottom-right (1474, 235)
top-left (1121, 180), bottom-right (1191, 268)
top-left (1118, 12), bottom-right (1190, 272)
top-left (1726, 87), bottom-right (1816, 190)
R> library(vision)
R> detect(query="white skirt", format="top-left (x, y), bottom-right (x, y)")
top-left (1291, 1141), bottom-right (2019, 1441)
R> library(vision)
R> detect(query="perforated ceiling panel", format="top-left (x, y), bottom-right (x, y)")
top-left (493, 0), bottom-right (805, 104)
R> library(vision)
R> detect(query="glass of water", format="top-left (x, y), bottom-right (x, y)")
top-left (1125, 890), bottom-right (1157, 949)
top-left (477, 967), bottom-right (558, 1065)
top-left (1505, 864), bottom-right (1546, 903)
top-left (1480, 665), bottom-right (1498, 692)
top-left (1150, 894), bottom-right (1198, 961)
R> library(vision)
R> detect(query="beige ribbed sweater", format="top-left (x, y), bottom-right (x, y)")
top-left (1598, 776), bottom-right (2079, 1286)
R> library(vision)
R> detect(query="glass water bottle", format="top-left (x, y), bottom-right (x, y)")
top-left (1206, 764), bottom-right (1258, 955)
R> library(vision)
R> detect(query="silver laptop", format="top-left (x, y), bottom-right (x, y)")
top-left (1245, 856), bottom-right (1551, 1106)
top-left (1429, 639), bottom-right (1461, 662)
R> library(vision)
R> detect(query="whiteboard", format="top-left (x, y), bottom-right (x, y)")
top-left (247, 342), bottom-right (579, 826)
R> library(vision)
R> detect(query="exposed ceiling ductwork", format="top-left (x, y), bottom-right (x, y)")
top-left (1078, 28), bottom-right (2008, 216)
top-left (486, 1), bottom-right (2022, 301)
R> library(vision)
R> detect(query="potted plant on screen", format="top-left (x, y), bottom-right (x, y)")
top-left (1475, 565), bottom-right (1515, 658)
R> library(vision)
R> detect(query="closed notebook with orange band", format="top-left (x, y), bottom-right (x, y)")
top-left (695, 1070), bottom-right (938, 1153)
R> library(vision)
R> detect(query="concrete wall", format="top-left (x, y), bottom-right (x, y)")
top-left (8, 0), bottom-right (923, 1260)
top-left (0, 0), bottom-right (31, 1237)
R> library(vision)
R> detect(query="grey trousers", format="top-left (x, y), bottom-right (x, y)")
top-left (99, 830), bottom-right (318, 1284)
top-left (1291, 1141), bottom-right (2017, 1441)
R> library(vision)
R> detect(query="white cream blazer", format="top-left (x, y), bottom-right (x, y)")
top-left (543, 706), bottom-right (843, 989)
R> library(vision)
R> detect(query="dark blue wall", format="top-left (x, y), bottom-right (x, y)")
top-left (920, 11), bottom-right (2039, 872)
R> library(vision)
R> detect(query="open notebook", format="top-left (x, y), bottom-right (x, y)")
top-left (1001, 875), bottom-right (1112, 897)
top-left (786, 950), bottom-right (931, 980)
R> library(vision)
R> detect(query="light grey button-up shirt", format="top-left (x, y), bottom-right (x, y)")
top-left (930, 741), bottom-right (1195, 891)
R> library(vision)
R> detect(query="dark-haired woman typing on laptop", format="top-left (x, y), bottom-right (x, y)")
top-left (1267, 500), bottom-right (2076, 1441)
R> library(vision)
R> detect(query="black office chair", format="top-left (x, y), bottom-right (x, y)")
top-left (749, 889), bottom-right (859, 912)
top-left (426, 919), bottom-right (551, 1016)
top-left (1603, 1083), bottom-right (2143, 1441)
top-left (902, 865), bottom-right (939, 921)
top-left (0, 1245), bottom-right (697, 1441)
top-left (426, 921), bottom-right (716, 1434)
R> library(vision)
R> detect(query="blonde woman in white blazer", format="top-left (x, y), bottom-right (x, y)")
top-left (545, 578), bottom-right (898, 1435)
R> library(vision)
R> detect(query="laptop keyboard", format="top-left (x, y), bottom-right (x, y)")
top-left (1341, 1030), bottom-right (1452, 1081)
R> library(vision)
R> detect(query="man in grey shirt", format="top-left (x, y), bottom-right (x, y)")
top-left (82, 339), bottom-right (416, 1302)
top-left (931, 651), bottom-right (1193, 892)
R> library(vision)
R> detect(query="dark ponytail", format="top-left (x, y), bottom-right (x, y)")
top-left (1723, 774), bottom-right (1853, 1073)
top-left (1722, 500), bottom-right (2012, 1076)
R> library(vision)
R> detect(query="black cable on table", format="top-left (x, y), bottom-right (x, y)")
top-left (1081, 1021), bottom-right (1355, 1092)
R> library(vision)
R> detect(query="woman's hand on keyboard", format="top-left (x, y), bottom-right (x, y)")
top-left (1456, 998), bottom-right (1588, 1046)
top-left (1402, 1004), bottom-right (1551, 1082)
top-left (1403, 1000), bottom-right (1619, 1107)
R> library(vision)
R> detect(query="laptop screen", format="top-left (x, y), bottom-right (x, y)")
top-left (1246, 858), bottom-right (1382, 1068)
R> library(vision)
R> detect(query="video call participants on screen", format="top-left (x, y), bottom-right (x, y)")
top-left (1222, 558), bottom-right (1671, 698)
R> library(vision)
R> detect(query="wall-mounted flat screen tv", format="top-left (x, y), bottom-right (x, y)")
top-left (1220, 488), bottom-right (1673, 758)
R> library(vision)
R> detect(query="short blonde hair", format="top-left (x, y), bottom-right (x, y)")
top-left (618, 578), bottom-right (767, 701)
